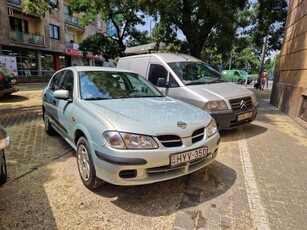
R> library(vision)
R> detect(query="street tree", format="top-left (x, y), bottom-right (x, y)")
top-left (251, 0), bottom-right (288, 52)
top-left (140, 0), bottom-right (248, 58)
top-left (68, 0), bottom-right (146, 57)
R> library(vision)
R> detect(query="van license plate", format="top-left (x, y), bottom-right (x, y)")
top-left (170, 146), bottom-right (208, 167)
top-left (238, 112), bottom-right (253, 121)
top-left (11, 79), bottom-right (16, 84)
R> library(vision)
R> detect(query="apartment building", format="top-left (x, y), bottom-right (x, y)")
top-left (271, 0), bottom-right (307, 129)
top-left (0, 0), bottom-right (106, 77)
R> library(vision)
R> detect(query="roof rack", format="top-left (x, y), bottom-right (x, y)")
top-left (124, 42), bottom-right (166, 55)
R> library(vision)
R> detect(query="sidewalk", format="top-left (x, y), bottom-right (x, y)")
top-left (173, 88), bottom-right (307, 230)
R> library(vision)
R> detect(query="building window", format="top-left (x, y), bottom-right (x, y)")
top-left (49, 24), bottom-right (60, 39)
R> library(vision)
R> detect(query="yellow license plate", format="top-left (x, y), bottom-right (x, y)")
top-left (238, 112), bottom-right (253, 121)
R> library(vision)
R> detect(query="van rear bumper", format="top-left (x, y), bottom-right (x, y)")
top-left (210, 104), bottom-right (259, 130)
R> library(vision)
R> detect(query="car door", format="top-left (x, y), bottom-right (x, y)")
top-left (43, 70), bottom-right (66, 127)
top-left (55, 69), bottom-right (75, 140)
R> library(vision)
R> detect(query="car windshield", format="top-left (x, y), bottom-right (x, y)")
top-left (239, 70), bottom-right (249, 75)
top-left (168, 61), bottom-right (228, 85)
top-left (79, 71), bottom-right (163, 100)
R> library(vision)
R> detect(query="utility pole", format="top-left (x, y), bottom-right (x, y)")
top-left (229, 50), bottom-right (232, 70)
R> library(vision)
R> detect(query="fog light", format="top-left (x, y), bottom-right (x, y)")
top-left (119, 170), bottom-right (137, 178)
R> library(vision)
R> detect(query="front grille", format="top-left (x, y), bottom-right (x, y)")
top-left (157, 135), bottom-right (182, 147)
top-left (229, 96), bottom-right (253, 112)
top-left (192, 128), bottom-right (204, 144)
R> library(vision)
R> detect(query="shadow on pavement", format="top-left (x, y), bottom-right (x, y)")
top-left (92, 161), bottom-right (236, 217)
top-left (0, 94), bottom-right (29, 103)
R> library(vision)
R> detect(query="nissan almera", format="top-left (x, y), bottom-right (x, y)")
top-left (42, 66), bottom-right (220, 190)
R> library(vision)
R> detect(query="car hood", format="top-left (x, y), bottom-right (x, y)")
top-left (187, 82), bottom-right (253, 101)
top-left (83, 97), bottom-right (212, 136)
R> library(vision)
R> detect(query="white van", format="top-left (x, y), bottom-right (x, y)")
top-left (117, 53), bottom-right (259, 130)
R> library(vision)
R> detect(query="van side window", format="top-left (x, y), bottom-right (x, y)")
top-left (169, 73), bottom-right (179, 88)
top-left (148, 64), bottom-right (167, 86)
top-left (234, 71), bottom-right (240, 76)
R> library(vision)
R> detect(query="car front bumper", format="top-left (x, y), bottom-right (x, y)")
top-left (210, 103), bottom-right (259, 130)
top-left (90, 132), bottom-right (220, 186)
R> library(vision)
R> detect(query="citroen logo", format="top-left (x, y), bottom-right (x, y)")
top-left (177, 121), bottom-right (187, 129)
top-left (240, 100), bottom-right (247, 109)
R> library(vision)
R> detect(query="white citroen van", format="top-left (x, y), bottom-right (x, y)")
top-left (117, 53), bottom-right (259, 130)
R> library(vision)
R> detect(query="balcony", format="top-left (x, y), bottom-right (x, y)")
top-left (7, 0), bottom-right (23, 6)
top-left (10, 30), bottom-right (44, 46)
top-left (64, 14), bottom-right (84, 29)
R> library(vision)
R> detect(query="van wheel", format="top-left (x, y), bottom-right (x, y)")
top-left (0, 150), bottom-right (7, 185)
top-left (76, 136), bottom-right (105, 190)
top-left (238, 79), bottom-right (243, 84)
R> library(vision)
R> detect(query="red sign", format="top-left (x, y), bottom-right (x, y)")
top-left (65, 48), bottom-right (100, 60)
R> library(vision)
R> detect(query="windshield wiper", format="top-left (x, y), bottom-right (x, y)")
top-left (185, 82), bottom-right (208, 86)
top-left (83, 97), bottom-right (111, 100)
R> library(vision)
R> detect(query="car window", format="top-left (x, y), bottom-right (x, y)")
top-left (60, 70), bottom-right (74, 97)
top-left (234, 71), bottom-right (240, 76)
top-left (148, 64), bottom-right (168, 86)
top-left (79, 71), bottom-right (163, 100)
top-left (49, 70), bottom-right (66, 91)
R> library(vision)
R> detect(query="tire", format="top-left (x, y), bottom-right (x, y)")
top-left (76, 136), bottom-right (104, 190)
top-left (0, 150), bottom-right (7, 185)
top-left (238, 79), bottom-right (243, 84)
top-left (43, 110), bottom-right (57, 136)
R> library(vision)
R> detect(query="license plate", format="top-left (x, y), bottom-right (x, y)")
top-left (10, 79), bottom-right (16, 84)
top-left (238, 112), bottom-right (253, 121)
top-left (170, 146), bottom-right (208, 167)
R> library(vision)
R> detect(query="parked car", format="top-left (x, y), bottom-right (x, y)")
top-left (42, 66), bottom-right (220, 190)
top-left (117, 53), bottom-right (259, 130)
top-left (221, 69), bottom-right (253, 85)
top-left (0, 64), bottom-right (19, 98)
top-left (0, 125), bottom-right (9, 185)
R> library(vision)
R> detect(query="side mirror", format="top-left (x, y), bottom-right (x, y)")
top-left (53, 90), bottom-right (70, 100)
top-left (157, 78), bottom-right (167, 88)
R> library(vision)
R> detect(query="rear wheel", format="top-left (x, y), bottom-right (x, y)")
top-left (0, 150), bottom-right (7, 185)
top-left (43, 110), bottom-right (56, 135)
top-left (76, 136), bottom-right (104, 190)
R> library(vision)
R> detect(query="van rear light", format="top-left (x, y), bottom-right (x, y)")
top-left (0, 73), bottom-right (4, 81)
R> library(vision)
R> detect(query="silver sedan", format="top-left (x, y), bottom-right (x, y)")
top-left (42, 66), bottom-right (220, 190)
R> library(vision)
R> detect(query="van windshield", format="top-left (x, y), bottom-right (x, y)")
top-left (239, 70), bottom-right (249, 75)
top-left (168, 62), bottom-right (228, 85)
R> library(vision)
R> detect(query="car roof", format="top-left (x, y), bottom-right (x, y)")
top-left (61, 66), bottom-right (136, 74)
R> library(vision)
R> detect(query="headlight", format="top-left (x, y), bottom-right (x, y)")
top-left (103, 131), bottom-right (158, 149)
top-left (206, 119), bottom-right (218, 137)
top-left (204, 100), bottom-right (228, 111)
top-left (251, 93), bottom-right (257, 104)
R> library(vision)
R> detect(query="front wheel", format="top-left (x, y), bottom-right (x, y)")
top-left (76, 137), bottom-right (104, 190)
top-left (0, 150), bottom-right (7, 185)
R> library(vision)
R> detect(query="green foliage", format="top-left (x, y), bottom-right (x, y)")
top-left (140, 0), bottom-right (248, 58)
top-left (250, 0), bottom-right (288, 52)
top-left (68, 0), bottom-right (146, 57)
top-left (79, 33), bottom-right (122, 61)
top-left (22, 0), bottom-right (58, 17)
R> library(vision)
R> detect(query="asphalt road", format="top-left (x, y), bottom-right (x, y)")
top-left (0, 82), bottom-right (306, 230)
